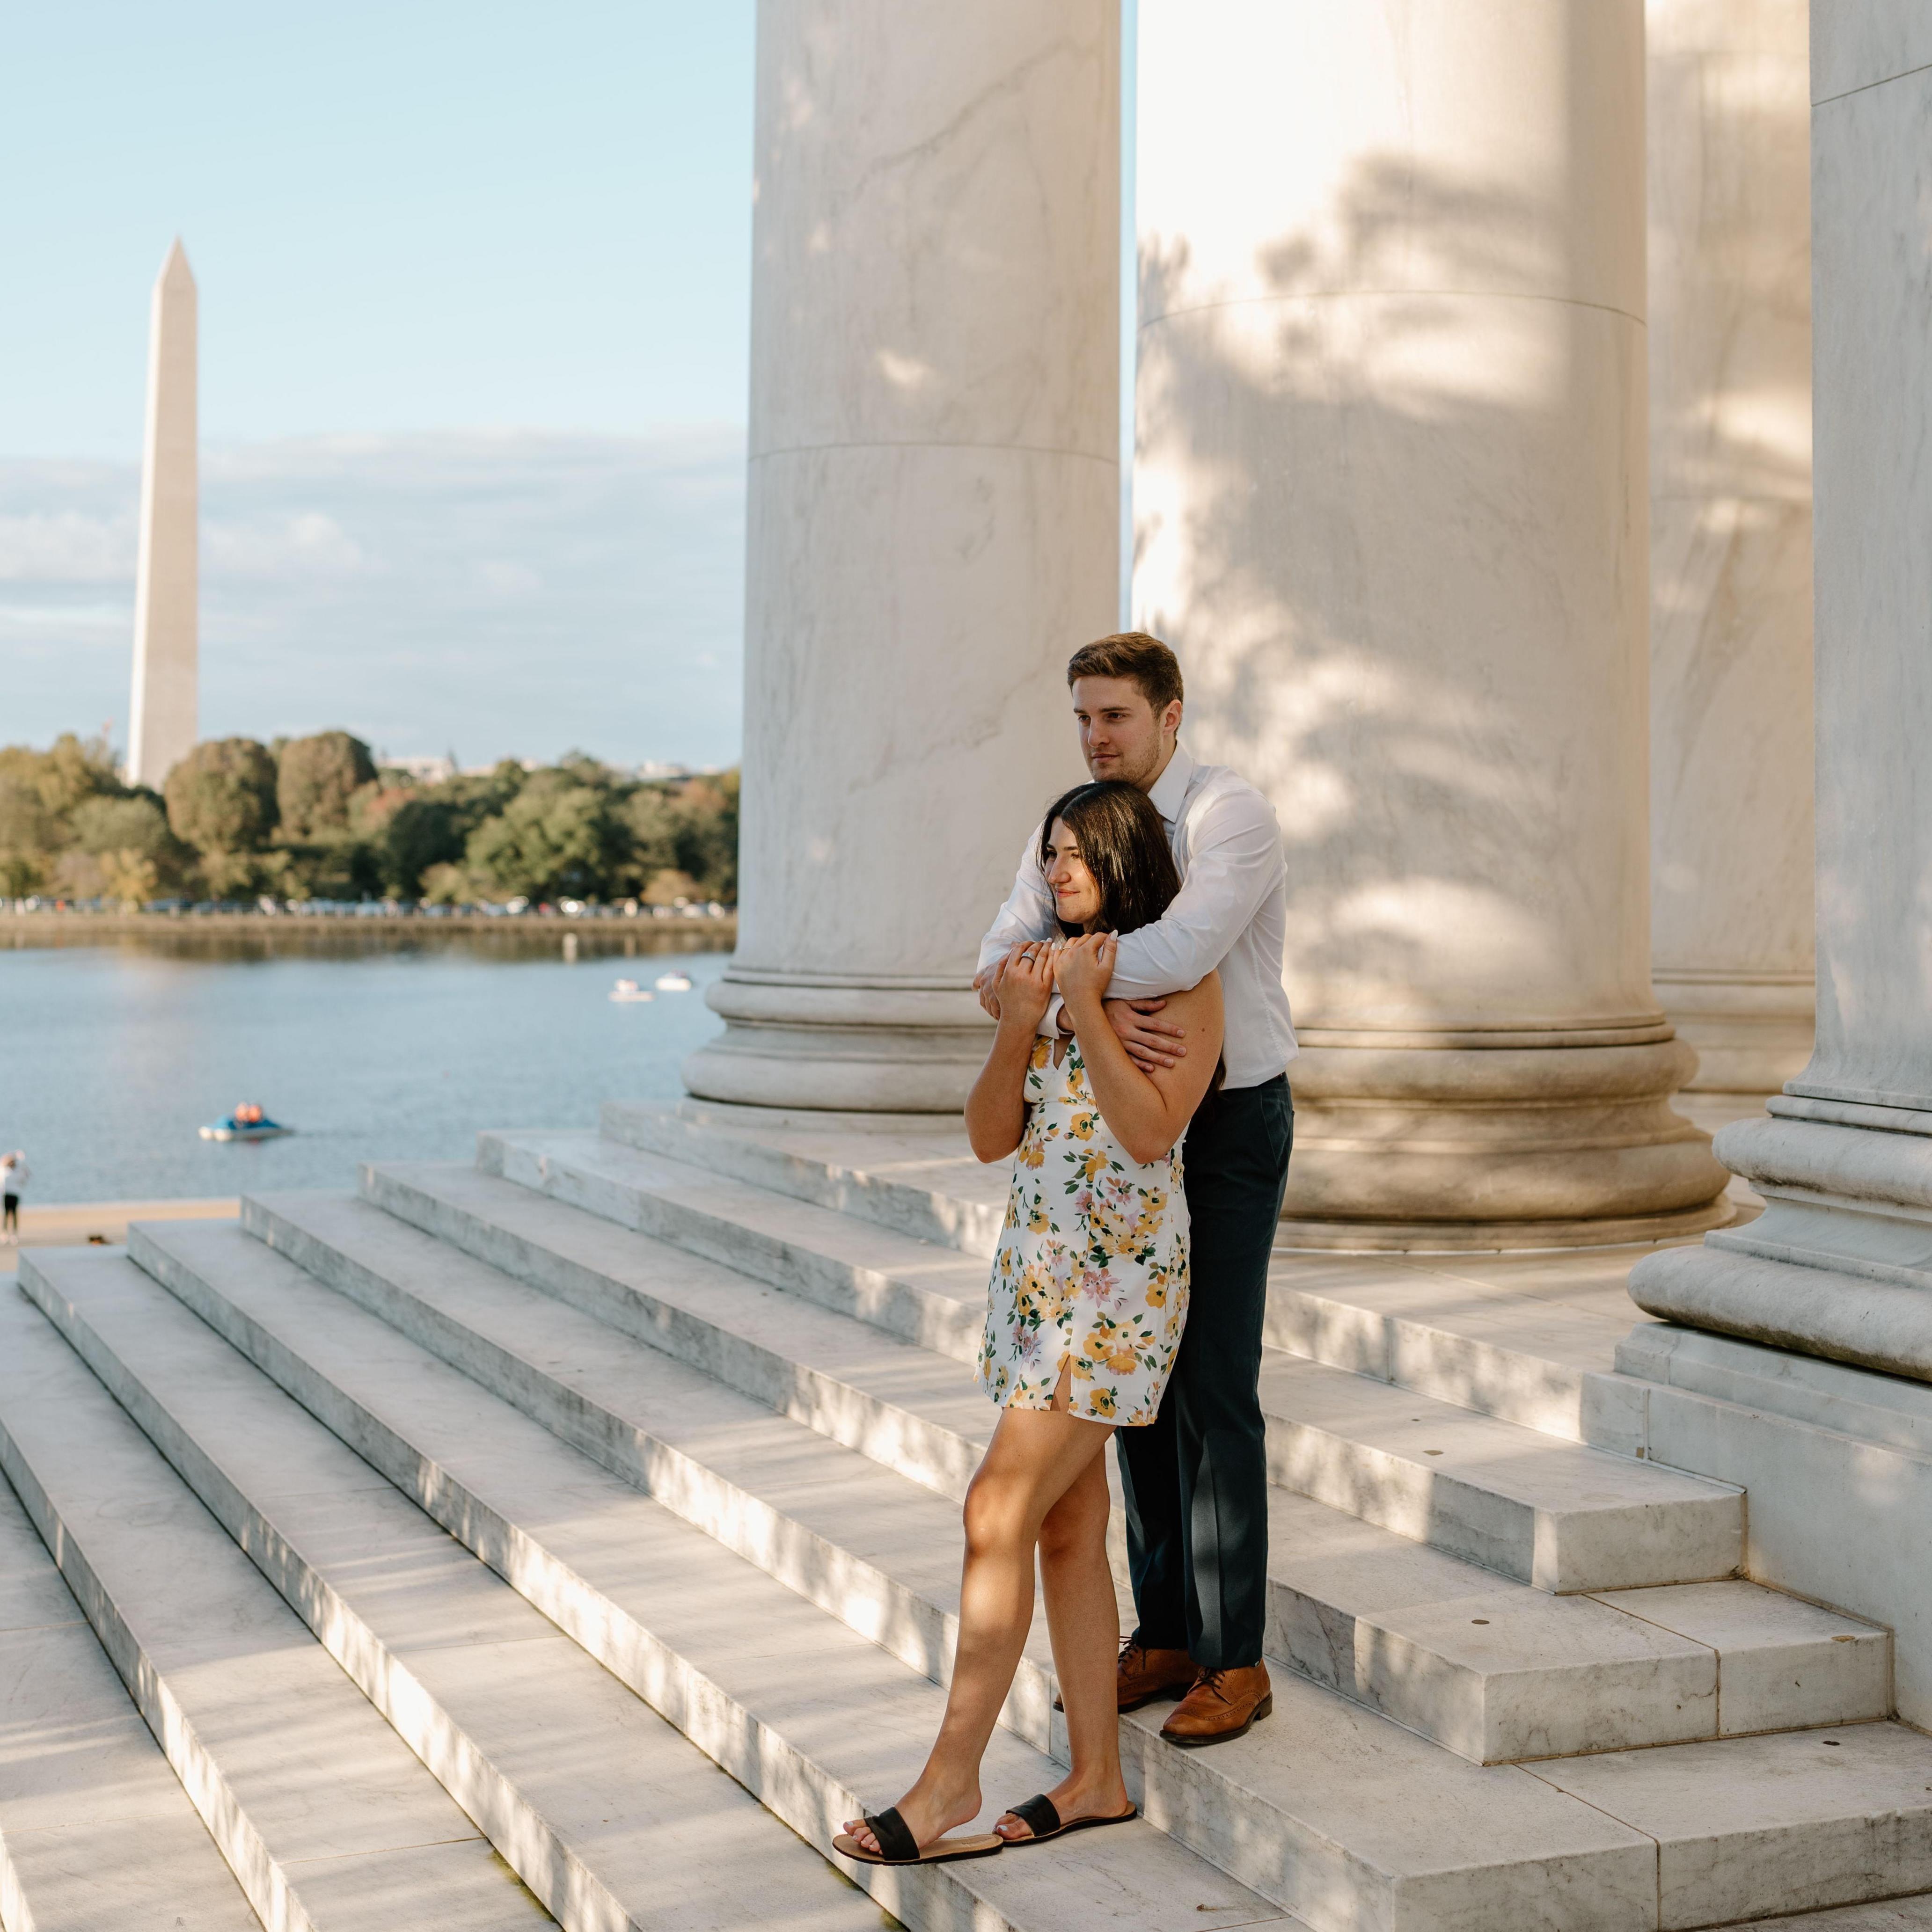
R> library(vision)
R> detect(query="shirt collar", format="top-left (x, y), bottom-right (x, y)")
top-left (1146, 741), bottom-right (1195, 826)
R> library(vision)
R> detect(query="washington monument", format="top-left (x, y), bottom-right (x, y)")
top-left (126, 239), bottom-right (198, 791)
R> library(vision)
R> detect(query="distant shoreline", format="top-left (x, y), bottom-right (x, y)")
top-left (2, 908), bottom-right (737, 941)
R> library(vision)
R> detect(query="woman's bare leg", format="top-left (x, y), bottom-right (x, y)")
top-left (995, 1447), bottom-right (1127, 1838)
top-left (843, 1404), bottom-right (1112, 1854)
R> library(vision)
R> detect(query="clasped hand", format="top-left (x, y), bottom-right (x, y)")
top-left (988, 939), bottom-right (1058, 1032)
top-left (1054, 931), bottom-right (1117, 1008)
top-left (975, 938), bottom-right (1187, 1071)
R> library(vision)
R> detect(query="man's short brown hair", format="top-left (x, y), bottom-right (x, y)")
top-left (1066, 631), bottom-right (1184, 712)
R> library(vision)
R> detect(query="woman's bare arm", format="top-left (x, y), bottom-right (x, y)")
top-left (964, 943), bottom-right (1056, 1162)
top-left (1057, 934), bottom-right (1223, 1163)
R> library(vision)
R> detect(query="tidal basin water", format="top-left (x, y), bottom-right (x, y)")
top-left (0, 929), bottom-right (728, 1205)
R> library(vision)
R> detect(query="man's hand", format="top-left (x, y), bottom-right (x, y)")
top-left (1106, 995), bottom-right (1188, 1072)
top-left (972, 960), bottom-right (1002, 1021)
top-left (1055, 931), bottom-right (1117, 1009)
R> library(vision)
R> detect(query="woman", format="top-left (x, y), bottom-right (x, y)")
top-left (835, 780), bottom-right (1224, 1866)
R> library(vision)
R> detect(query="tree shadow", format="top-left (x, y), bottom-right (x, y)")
top-left (1135, 148), bottom-right (1658, 1033)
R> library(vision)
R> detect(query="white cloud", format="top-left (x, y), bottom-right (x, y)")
top-left (0, 509), bottom-right (135, 583)
top-left (0, 429), bottom-right (745, 766)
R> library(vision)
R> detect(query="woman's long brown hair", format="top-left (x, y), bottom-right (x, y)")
top-left (1039, 781), bottom-right (1182, 938)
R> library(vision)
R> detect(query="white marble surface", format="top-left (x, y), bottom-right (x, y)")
top-left (1800, 47), bottom-right (1932, 1112)
top-left (126, 240), bottom-right (198, 793)
top-left (1133, 0), bottom-right (1727, 1232)
top-left (690, 1), bottom-right (1118, 1111)
top-left (1639, 8), bottom-right (1932, 1360)
top-left (1649, 0), bottom-right (1815, 1093)
top-left (1810, 1), bottom-right (1932, 101)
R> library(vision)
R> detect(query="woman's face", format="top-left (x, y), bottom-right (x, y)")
top-left (1044, 817), bottom-right (1104, 929)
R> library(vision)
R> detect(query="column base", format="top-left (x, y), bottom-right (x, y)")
top-left (1281, 1025), bottom-right (1733, 1248)
top-left (1653, 967), bottom-right (1815, 1095)
top-left (1629, 1091), bottom-right (1932, 1379)
top-left (681, 971), bottom-right (992, 1113)
top-left (1278, 1198), bottom-right (1735, 1254)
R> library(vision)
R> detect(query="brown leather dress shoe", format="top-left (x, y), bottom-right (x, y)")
top-left (1056, 1640), bottom-right (1197, 1713)
top-left (1159, 1663), bottom-right (1273, 1747)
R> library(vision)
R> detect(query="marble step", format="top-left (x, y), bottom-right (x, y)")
top-left (600, 1102), bottom-right (1671, 1453)
top-left (134, 1217), bottom-right (1932, 1932)
top-left (375, 1155), bottom-right (1742, 1593)
top-left (1256, 1354), bottom-right (1740, 1593)
top-left (15, 1250), bottom-right (888, 1932)
top-left (1733, 1902), bottom-right (1932, 1930)
top-left (1263, 1252), bottom-right (1654, 1447)
top-left (0, 1453), bottom-right (261, 1932)
top-left (601, 1096), bottom-right (1011, 1257)
top-left (0, 1281), bottom-right (557, 1932)
top-left (85, 1229), bottom-right (1291, 1932)
top-left (478, 1125), bottom-right (990, 1363)
top-left (239, 1188), bottom-right (1885, 1766)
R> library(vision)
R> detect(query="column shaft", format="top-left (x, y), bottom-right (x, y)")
top-left (1134, 0), bottom-right (1728, 1244)
top-left (1632, 8), bottom-right (1932, 1369)
top-left (1648, 0), bottom-right (1815, 1103)
top-left (684, 0), bottom-right (1119, 1112)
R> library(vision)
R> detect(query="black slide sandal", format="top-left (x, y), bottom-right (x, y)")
top-left (997, 1793), bottom-right (1139, 1846)
top-left (832, 1806), bottom-right (1005, 1866)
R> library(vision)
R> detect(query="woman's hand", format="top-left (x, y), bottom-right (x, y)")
top-left (1055, 931), bottom-right (1116, 1011)
top-left (991, 940), bottom-right (1056, 1034)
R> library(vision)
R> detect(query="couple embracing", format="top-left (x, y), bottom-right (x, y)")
top-left (838, 632), bottom-right (1297, 1868)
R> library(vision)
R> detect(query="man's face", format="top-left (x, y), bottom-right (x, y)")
top-left (1071, 675), bottom-right (1181, 789)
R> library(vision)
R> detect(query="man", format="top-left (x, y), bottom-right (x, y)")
top-left (975, 631), bottom-right (1295, 1747)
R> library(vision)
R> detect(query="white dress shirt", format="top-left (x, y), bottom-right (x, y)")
top-left (977, 743), bottom-right (1297, 1090)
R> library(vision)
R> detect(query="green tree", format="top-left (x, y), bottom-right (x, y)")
top-left (0, 774), bottom-right (61, 896)
top-left (70, 794), bottom-right (176, 863)
top-left (277, 731), bottom-right (377, 838)
top-left (381, 796), bottom-right (467, 897)
top-left (464, 773), bottom-right (623, 900)
top-left (670, 771), bottom-right (739, 902)
top-left (165, 739), bottom-right (279, 876)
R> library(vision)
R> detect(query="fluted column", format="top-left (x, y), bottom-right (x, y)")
top-left (683, 0), bottom-right (1118, 1113)
top-left (1632, 8), bottom-right (1932, 1370)
top-left (1649, 0), bottom-right (1815, 1106)
top-left (1134, 0), bottom-right (1729, 1244)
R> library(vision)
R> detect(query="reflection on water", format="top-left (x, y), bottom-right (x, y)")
top-left (0, 931), bottom-right (728, 1205)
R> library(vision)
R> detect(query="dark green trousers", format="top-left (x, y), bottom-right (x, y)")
top-left (1117, 1074), bottom-right (1292, 1670)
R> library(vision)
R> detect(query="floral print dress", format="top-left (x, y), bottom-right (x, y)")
top-left (976, 1035), bottom-right (1189, 1426)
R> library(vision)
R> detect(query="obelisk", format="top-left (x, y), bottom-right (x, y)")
top-left (126, 240), bottom-right (198, 791)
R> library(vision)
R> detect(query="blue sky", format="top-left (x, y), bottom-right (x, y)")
top-left (1, 3), bottom-right (1134, 769)
top-left (0, 2), bottom-right (756, 766)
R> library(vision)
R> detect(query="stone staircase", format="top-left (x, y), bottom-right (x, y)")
top-left (5, 1101), bottom-right (1932, 1932)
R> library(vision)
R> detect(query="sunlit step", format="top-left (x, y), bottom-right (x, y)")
top-left (33, 1242), bottom-right (1287, 1932)
top-left (0, 1286), bottom-right (556, 1932)
top-left (238, 1186), bottom-right (1879, 1766)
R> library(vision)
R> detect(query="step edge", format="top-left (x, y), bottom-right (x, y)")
top-left (123, 1224), bottom-right (1292, 1932)
top-left (29, 1245), bottom-right (644, 1932)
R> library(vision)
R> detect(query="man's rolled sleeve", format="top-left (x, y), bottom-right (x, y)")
top-left (1106, 791), bottom-right (1284, 999)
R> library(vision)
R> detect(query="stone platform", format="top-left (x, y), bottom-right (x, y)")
top-left (4, 1099), bottom-right (1932, 1931)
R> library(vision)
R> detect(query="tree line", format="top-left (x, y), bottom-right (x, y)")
top-left (0, 731), bottom-right (738, 909)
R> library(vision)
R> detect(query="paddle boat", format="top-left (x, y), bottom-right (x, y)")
top-left (609, 978), bottom-right (655, 1003)
top-left (653, 971), bottom-right (694, 992)
top-left (200, 1102), bottom-right (293, 1142)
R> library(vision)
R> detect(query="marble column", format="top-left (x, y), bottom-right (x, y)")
top-left (127, 239), bottom-right (198, 792)
top-left (1134, 0), bottom-right (1729, 1244)
top-left (682, 1), bottom-right (1118, 1114)
top-left (1631, 8), bottom-right (1932, 1370)
top-left (1649, 0), bottom-right (1815, 1109)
